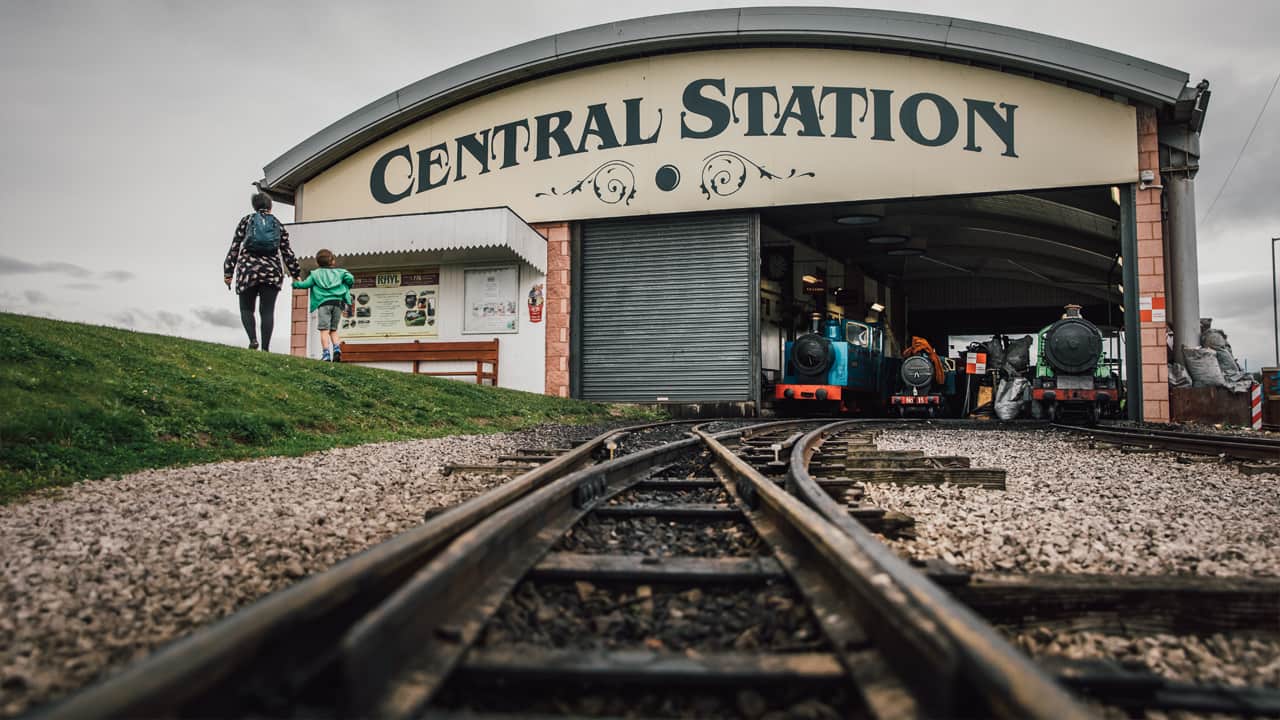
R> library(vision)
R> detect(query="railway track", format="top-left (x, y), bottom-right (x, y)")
top-left (789, 422), bottom-right (1280, 718)
top-left (26, 419), bottom-right (701, 720)
top-left (1053, 422), bottom-right (1280, 461)
top-left (29, 419), bottom-right (1280, 718)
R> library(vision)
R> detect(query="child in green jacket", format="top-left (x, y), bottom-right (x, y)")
top-left (292, 249), bottom-right (355, 361)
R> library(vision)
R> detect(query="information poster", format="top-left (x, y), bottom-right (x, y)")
top-left (340, 268), bottom-right (440, 338)
top-left (464, 265), bottom-right (519, 334)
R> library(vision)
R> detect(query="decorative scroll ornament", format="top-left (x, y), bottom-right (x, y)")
top-left (535, 160), bottom-right (637, 205)
top-left (699, 151), bottom-right (815, 199)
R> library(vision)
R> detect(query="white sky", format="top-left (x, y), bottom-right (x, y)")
top-left (1, 1), bottom-right (1277, 367)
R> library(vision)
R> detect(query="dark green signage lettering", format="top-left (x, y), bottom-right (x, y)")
top-left (367, 79), bottom-right (1021, 205)
top-left (899, 93), bottom-right (959, 147)
top-left (680, 79), bottom-right (729, 139)
top-left (415, 143), bottom-right (449, 192)
top-left (454, 129), bottom-right (491, 182)
top-left (820, 87), bottom-right (869, 139)
top-left (624, 98), bottom-right (661, 146)
top-left (732, 86), bottom-right (780, 137)
top-left (492, 119), bottom-right (530, 169)
top-left (369, 144), bottom-right (413, 204)
top-left (772, 86), bottom-right (823, 137)
top-left (870, 89), bottom-right (894, 141)
top-left (534, 111), bottom-right (581, 161)
top-left (577, 103), bottom-right (622, 153)
top-left (964, 99), bottom-right (1018, 157)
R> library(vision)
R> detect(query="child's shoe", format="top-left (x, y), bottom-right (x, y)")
top-left (321, 347), bottom-right (332, 362)
top-left (331, 346), bottom-right (342, 363)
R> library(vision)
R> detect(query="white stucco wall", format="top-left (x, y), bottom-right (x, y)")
top-left (305, 260), bottom-right (546, 394)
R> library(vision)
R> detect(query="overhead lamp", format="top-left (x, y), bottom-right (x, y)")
top-left (886, 247), bottom-right (925, 256)
top-left (835, 213), bottom-right (882, 226)
top-left (801, 274), bottom-right (820, 283)
top-left (866, 234), bottom-right (909, 245)
top-left (870, 302), bottom-right (885, 313)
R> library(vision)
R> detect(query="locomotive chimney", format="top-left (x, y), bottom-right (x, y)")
top-left (1063, 304), bottom-right (1083, 319)
top-left (810, 312), bottom-right (821, 333)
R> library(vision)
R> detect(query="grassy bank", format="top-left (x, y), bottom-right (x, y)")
top-left (0, 312), bottom-right (662, 502)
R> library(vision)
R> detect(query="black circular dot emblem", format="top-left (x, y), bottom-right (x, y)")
top-left (655, 164), bottom-right (681, 192)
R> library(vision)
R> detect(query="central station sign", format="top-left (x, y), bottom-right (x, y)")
top-left (299, 48), bottom-right (1138, 223)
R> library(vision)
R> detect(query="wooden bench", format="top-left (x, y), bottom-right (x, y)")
top-left (338, 339), bottom-right (499, 385)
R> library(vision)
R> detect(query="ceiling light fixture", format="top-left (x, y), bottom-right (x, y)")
top-left (801, 274), bottom-right (819, 283)
top-left (870, 302), bottom-right (885, 313)
top-left (866, 234), bottom-right (909, 245)
top-left (835, 213), bottom-right (882, 226)
top-left (886, 247), bottom-right (925, 256)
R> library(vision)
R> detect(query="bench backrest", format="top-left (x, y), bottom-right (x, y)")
top-left (338, 339), bottom-right (499, 385)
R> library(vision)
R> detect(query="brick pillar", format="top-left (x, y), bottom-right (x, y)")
top-left (1136, 106), bottom-right (1169, 422)
top-left (290, 289), bottom-right (308, 357)
top-left (533, 221), bottom-right (571, 397)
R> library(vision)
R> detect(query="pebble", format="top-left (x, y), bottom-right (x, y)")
top-left (867, 428), bottom-right (1280, 576)
top-left (1011, 628), bottom-right (1280, 689)
top-left (0, 423), bottom-right (622, 718)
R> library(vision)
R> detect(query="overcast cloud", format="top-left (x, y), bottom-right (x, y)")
top-left (0, 1), bottom-right (1277, 368)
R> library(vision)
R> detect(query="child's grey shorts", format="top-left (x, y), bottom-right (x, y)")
top-left (316, 304), bottom-right (342, 331)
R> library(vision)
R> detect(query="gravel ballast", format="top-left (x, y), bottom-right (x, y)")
top-left (0, 423), bottom-right (621, 718)
top-left (866, 428), bottom-right (1280, 577)
top-left (1011, 628), bottom-right (1280, 689)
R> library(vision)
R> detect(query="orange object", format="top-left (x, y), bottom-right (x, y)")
top-left (905, 336), bottom-right (946, 385)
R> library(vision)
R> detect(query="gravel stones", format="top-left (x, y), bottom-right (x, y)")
top-left (555, 515), bottom-right (764, 558)
top-left (479, 580), bottom-right (826, 652)
top-left (432, 682), bottom-right (851, 719)
top-left (866, 428), bottom-right (1280, 576)
top-left (1011, 628), bottom-right (1280, 689)
top-left (608, 487), bottom-right (729, 505)
top-left (0, 423), bottom-right (622, 718)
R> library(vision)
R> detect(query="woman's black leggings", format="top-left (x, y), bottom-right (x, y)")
top-left (239, 285), bottom-right (280, 350)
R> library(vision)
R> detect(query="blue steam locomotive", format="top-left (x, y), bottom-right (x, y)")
top-left (774, 315), bottom-right (899, 414)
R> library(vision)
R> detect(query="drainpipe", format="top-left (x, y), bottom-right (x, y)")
top-left (1159, 80), bottom-right (1211, 365)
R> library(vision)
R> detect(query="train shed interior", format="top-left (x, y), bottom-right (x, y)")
top-left (757, 186), bottom-right (1129, 405)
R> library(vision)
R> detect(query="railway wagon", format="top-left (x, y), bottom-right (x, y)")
top-left (775, 315), bottom-right (899, 415)
top-left (890, 337), bottom-right (958, 418)
top-left (1029, 305), bottom-right (1121, 423)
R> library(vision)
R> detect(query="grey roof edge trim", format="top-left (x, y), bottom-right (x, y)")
top-left (262, 6), bottom-right (1192, 199)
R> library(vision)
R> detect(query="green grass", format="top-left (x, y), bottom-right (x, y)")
top-left (0, 312), bottom-right (663, 503)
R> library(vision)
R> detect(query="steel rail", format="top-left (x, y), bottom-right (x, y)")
top-left (1054, 423), bottom-right (1280, 461)
top-left (26, 418), bottom-right (695, 720)
top-left (340, 417), bottom-right (825, 718)
top-left (772, 419), bottom-right (1093, 719)
top-left (340, 435), bottom-right (704, 718)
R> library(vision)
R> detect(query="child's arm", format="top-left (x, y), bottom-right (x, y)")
top-left (342, 270), bottom-right (355, 287)
top-left (292, 274), bottom-right (315, 289)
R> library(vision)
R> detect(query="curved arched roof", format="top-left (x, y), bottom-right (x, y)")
top-left (260, 6), bottom-right (1192, 201)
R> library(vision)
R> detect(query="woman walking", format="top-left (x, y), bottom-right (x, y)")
top-left (223, 192), bottom-right (301, 351)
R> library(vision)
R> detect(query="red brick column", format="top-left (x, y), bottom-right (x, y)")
top-left (290, 289), bottom-right (308, 357)
top-left (1136, 106), bottom-right (1169, 422)
top-left (532, 222), bottom-right (571, 397)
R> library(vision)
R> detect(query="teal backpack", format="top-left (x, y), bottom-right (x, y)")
top-left (244, 213), bottom-right (281, 256)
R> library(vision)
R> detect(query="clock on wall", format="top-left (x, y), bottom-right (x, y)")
top-left (763, 250), bottom-right (792, 281)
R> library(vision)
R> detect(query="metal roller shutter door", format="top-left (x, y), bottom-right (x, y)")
top-left (579, 214), bottom-right (755, 402)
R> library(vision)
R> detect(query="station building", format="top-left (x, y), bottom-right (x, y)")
top-left (262, 7), bottom-right (1212, 422)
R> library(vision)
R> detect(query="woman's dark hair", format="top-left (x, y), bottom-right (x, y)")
top-left (316, 249), bottom-right (336, 267)
top-left (251, 192), bottom-right (272, 212)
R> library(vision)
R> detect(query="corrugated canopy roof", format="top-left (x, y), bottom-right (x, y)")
top-left (286, 207), bottom-right (547, 274)
top-left (260, 6), bottom-right (1194, 201)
